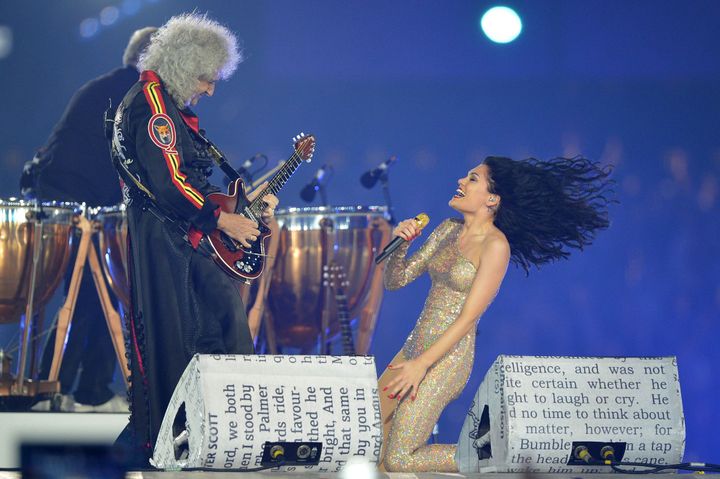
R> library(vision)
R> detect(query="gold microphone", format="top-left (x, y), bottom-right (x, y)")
top-left (414, 213), bottom-right (430, 229)
top-left (374, 213), bottom-right (430, 264)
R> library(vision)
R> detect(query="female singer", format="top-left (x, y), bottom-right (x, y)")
top-left (379, 156), bottom-right (613, 472)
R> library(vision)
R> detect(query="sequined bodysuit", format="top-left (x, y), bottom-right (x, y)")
top-left (383, 218), bottom-right (477, 472)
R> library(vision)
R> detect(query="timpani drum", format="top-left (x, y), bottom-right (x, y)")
top-left (0, 199), bottom-right (78, 324)
top-left (93, 204), bottom-right (129, 311)
top-left (267, 206), bottom-right (392, 352)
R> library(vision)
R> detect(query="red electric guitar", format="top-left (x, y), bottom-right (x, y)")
top-left (206, 133), bottom-right (315, 282)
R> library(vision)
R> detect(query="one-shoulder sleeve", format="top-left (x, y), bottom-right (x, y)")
top-left (383, 219), bottom-right (455, 290)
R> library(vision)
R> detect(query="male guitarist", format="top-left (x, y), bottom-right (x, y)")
top-left (109, 14), bottom-right (278, 463)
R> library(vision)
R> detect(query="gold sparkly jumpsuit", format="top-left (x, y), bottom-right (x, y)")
top-left (383, 218), bottom-right (477, 472)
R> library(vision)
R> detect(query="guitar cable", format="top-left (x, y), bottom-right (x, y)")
top-left (582, 459), bottom-right (720, 474)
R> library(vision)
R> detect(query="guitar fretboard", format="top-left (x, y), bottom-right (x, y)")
top-left (335, 288), bottom-right (355, 356)
top-left (247, 150), bottom-right (304, 218)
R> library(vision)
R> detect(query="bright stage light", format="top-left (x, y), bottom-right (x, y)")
top-left (340, 457), bottom-right (377, 479)
top-left (480, 6), bottom-right (522, 44)
top-left (0, 26), bottom-right (13, 59)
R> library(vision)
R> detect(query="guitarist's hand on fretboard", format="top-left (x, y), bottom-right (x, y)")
top-left (247, 181), bottom-right (279, 220)
top-left (217, 211), bottom-right (260, 249)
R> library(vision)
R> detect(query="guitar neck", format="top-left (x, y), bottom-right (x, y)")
top-left (247, 150), bottom-right (304, 217)
top-left (335, 289), bottom-right (355, 355)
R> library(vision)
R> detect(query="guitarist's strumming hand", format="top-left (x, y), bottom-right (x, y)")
top-left (217, 212), bottom-right (260, 249)
top-left (216, 182), bottom-right (279, 248)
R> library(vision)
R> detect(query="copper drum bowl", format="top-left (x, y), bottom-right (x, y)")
top-left (93, 205), bottom-right (129, 311)
top-left (268, 206), bottom-right (391, 351)
top-left (0, 199), bottom-right (79, 323)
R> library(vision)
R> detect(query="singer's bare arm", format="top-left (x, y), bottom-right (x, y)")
top-left (383, 219), bottom-right (453, 290)
top-left (385, 235), bottom-right (510, 400)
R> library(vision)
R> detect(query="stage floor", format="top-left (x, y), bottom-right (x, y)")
top-left (0, 413), bottom-right (691, 478)
top-left (139, 475), bottom-right (692, 479)
top-left (0, 411), bottom-right (128, 468)
top-left (0, 473), bottom-right (695, 478)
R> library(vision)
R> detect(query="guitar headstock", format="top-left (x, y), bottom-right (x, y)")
top-left (293, 132), bottom-right (316, 163)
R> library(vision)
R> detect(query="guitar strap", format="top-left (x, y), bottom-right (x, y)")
top-left (194, 129), bottom-right (254, 220)
top-left (195, 129), bottom-right (242, 182)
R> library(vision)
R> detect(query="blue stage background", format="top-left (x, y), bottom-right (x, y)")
top-left (0, 0), bottom-right (718, 462)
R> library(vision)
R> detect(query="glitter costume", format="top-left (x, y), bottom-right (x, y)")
top-left (383, 218), bottom-right (477, 472)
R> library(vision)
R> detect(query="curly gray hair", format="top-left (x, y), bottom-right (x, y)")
top-left (138, 13), bottom-right (242, 106)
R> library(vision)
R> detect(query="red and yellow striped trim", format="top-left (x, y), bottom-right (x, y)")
top-left (142, 81), bottom-right (205, 209)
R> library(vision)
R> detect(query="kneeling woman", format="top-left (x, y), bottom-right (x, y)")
top-left (379, 156), bottom-right (613, 472)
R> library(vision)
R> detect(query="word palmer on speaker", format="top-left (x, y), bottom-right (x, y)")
top-left (151, 355), bottom-right (382, 472)
top-left (456, 355), bottom-right (684, 473)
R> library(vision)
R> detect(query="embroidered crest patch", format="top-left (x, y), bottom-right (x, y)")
top-left (147, 113), bottom-right (177, 151)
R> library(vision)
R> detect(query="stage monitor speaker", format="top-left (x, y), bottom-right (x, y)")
top-left (151, 354), bottom-right (381, 472)
top-left (455, 355), bottom-right (685, 473)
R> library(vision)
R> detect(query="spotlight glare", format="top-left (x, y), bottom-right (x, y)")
top-left (79, 18), bottom-right (99, 38)
top-left (340, 457), bottom-right (376, 479)
top-left (100, 6), bottom-right (120, 26)
top-left (480, 6), bottom-right (522, 44)
top-left (0, 26), bottom-right (13, 59)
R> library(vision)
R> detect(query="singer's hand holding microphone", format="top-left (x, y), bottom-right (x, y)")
top-left (393, 216), bottom-right (426, 241)
top-left (374, 213), bottom-right (430, 264)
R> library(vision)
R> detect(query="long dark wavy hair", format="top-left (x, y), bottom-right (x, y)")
top-left (483, 156), bottom-right (614, 274)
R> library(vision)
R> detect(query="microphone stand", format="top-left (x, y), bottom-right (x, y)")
top-left (241, 171), bottom-right (254, 188)
top-left (379, 172), bottom-right (396, 224)
top-left (318, 184), bottom-right (329, 207)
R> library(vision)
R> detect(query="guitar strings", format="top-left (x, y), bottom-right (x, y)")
top-left (248, 151), bottom-right (301, 213)
top-left (239, 250), bottom-right (275, 259)
top-left (247, 141), bottom-right (310, 217)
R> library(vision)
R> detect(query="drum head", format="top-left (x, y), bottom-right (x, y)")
top-left (94, 204), bottom-right (129, 310)
top-left (0, 199), bottom-right (79, 323)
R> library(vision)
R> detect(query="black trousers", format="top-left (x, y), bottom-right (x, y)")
top-left (119, 209), bottom-right (255, 463)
